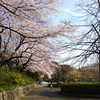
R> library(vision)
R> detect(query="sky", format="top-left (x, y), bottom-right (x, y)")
top-left (53, 0), bottom-right (82, 25)
top-left (53, 0), bottom-right (79, 66)
top-left (54, 0), bottom-right (97, 68)
top-left (53, 0), bottom-right (88, 68)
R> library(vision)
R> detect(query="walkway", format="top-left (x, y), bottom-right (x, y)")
top-left (20, 84), bottom-right (100, 100)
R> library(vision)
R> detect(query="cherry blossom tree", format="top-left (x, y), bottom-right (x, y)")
top-left (0, 0), bottom-right (76, 71)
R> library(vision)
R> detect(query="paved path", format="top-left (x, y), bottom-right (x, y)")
top-left (20, 85), bottom-right (100, 100)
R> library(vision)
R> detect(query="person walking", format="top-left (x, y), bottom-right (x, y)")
top-left (50, 83), bottom-right (53, 90)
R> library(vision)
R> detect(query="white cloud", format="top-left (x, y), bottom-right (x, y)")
top-left (62, 8), bottom-right (84, 17)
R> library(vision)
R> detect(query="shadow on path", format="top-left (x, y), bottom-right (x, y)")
top-left (20, 85), bottom-right (100, 100)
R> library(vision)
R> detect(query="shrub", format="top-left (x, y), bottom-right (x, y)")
top-left (21, 73), bottom-right (35, 85)
top-left (0, 69), bottom-right (35, 87)
top-left (0, 70), bottom-right (8, 86)
top-left (6, 71), bottom-right (25, 86)
top-left (60, 82), bottom-right (100, 95)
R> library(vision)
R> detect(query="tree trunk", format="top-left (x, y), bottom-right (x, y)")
top-left (99, 51), bottom-right (100, 83)
top-left (0, 34), bottom-right (1, 49)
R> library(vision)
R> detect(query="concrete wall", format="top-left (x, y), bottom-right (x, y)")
top-left (0, 85), bottom-right (35, 100)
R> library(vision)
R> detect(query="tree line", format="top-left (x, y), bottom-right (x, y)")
top-left (51, 62), bottom-right (99, 83)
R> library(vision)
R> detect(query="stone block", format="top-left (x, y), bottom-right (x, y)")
top-left (0, 92), bottom-right (3, 100)
top-left (0, 85), bottom-right (35, 100)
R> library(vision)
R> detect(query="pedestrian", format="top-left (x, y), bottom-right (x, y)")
top-left (41, 81), bottom-right (42, 85)
top-left (50, 83), bottom-right (53, 90)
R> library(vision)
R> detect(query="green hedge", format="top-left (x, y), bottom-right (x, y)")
top-left (60, 82), bottom-right (100, 95)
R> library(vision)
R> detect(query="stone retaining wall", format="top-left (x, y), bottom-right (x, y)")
top-left (0, 85), bottom-right (35, 100)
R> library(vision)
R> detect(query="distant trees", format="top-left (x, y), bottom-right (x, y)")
top-left (51, 67), bottom-right (62, 84)
top-left (65, 70), bottom-right (80, 82)
top-left (51, 62), bottom-right (99, 83)
top-left (51, 63), bottom-right (73, 83)
top-left (79, 63), bottom-right (99, 82)
top-left (60, 64), bottom-right (74, 81)
top-left (80, 68), bottom-right (94, 82)
top-left (43, 74), bottom-right (49, 82)
top-left (0, 0), bottom-right (76, 71)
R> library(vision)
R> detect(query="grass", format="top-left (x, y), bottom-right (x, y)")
top-left (0, 84), bottom-right (36, 92)
top-left (0, 85), bottom-right (17, 92)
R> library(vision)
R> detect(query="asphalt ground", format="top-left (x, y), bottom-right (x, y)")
top-left (20, 85), bottom-right (100, 100)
